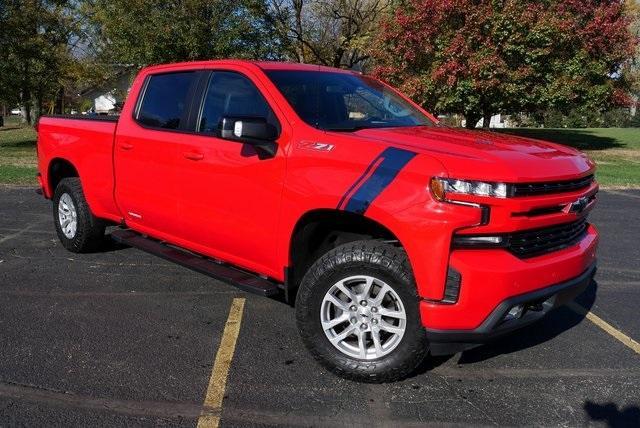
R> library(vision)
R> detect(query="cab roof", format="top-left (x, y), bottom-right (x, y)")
top-left (253, 61), bottom-right (355, 73)
top-left (140, 59), bottom-right (357, 75)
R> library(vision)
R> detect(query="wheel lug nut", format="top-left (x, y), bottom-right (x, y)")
top-left (371, 307), bottom-right (378, 313)
top-left (360, 323), bottom-right (367, 330)
top-left (350, 317), bottom-right (357, 324)
top-left (360, 300), bottom-right (367, 307)
top-left (350, 305), bottom-right (357, 311)
top-left (372, 319), bottom-right (378, 325)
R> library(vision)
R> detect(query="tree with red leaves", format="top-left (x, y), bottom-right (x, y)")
top-left (371, 0), bottom-right (638, 128)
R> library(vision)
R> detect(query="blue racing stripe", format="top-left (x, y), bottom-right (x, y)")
top-left (336, 152), bottom-right (385, 210)
top-left (340, 147), bottom-right (417, 215)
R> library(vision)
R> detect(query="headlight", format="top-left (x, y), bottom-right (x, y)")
top-left (430, 177), bottom-right (508, 200)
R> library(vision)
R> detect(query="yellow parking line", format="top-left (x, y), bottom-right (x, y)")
top-left (569, 302), bottom-right (640, 354)
top-left (197, 298), bottom-right (246, 428)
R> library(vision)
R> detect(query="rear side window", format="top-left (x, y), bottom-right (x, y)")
top-left (137, 72), bottom-right (196, 129)
top-left (198, 72), bottom-right (279, 135)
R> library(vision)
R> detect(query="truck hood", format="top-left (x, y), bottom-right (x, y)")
top-left (352, 126), bottom-right (595, 182)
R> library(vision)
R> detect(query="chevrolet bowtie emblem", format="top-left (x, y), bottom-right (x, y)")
top-left (569, 197), bottom-right (589, 214)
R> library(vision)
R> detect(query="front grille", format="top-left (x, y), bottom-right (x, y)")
top-left (511, 175), bottom-right (594, 197)
top-left (508, 219), bottom-right (589, 258)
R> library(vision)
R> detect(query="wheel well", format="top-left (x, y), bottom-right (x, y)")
top-left (287, 210), bottom-right (402, 301)
top-left (48, 158), bottom-right (78, 193)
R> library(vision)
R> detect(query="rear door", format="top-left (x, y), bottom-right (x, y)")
top-left (174, 70), bottom-right (287, 277)
top-left (114, 70), bottom-right (201, 239)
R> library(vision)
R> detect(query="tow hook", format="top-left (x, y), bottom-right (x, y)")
top-left (527, 303), bottom-right (544, 312)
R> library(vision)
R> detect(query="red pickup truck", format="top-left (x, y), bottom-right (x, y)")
top-left (37, 60), bottom-right (598, 382)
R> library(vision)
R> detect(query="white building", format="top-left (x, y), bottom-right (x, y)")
top-left (79, 70), bottom-right (134, 114)
top-left (460, 114), bottom-right (515, 129)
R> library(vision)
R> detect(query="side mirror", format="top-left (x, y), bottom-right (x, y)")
top-left (220, 117), bottom-right (279, 158)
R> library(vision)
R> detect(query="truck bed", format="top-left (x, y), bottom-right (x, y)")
top-left (37, 115), bottom-right (121, 222)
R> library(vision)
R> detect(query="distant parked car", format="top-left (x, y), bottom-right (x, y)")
top-left (10, 108), bottom-right (21, 115)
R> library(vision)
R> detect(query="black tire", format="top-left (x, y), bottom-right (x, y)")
top-left (52, 177), bottom-right (105, 253)
top-left (296, 240), bottom-right (429, 383)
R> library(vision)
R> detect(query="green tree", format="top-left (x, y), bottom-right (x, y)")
top-left (371, 0), bottom-right (638, 128)
top-left (623, 0), bottom-right (640, 118)
top-left (82, 0), bottom-right (279, 66)
top-left (0, 0), bottom-right (79, 124)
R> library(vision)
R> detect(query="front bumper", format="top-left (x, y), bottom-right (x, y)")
top-left (425, 262), bottom-right (596, 355)
top-left (419, 223), bottom-right (598, 354)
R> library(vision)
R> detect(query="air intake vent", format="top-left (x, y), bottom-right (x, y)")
top-left (508, 219), bottom-right (589, 258)
top-left (442, 267), bottom-right (462, 303)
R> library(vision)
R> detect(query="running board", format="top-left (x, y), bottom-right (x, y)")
top-left (111, 229), bottom-right (281, 297)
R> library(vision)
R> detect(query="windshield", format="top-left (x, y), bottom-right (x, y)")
top-left (265, 70), bottom-right (434, 131)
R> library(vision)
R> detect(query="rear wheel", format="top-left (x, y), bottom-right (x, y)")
top-left (296, 240), bottom-right (428, 382)
top-left (53, 177), bottom-right (105, 253)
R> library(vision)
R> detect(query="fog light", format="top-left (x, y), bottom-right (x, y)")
top-left (504, 304), bottom-right (524, 321)
top-left (452, 235), bottom-right (505, 247)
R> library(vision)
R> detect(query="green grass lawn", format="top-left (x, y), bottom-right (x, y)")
top-left (497, 128), bottom-right (640, 188)
top-left (0, 116), bottom-right (37, 184)
top-left (1, 117), bottom-right (638, 187)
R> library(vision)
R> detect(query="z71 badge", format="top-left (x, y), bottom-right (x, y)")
top-left (298, 141), bottom-right (335, 152)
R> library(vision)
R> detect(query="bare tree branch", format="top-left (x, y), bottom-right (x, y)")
top-left (266, 0), bottom-right (390, 68)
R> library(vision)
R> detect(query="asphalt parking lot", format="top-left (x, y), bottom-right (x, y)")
top-left (1, 187), bottom-right (639, 427)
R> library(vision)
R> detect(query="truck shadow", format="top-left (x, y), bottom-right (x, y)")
top-left (92, 229), bottom-right (130, 253)
top-left (454, 278), bottom-right (598, 365)
top-left (413, 280), bottom-right (598, 375)
top-left (584, 401), bottom-right (640, 427)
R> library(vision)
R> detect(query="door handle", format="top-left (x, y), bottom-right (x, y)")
top-left (183, 151), bottom-right (204, 161)
top-left (119, 142), bottom-right (134, 150)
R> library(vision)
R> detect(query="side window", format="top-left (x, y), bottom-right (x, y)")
top-left (198, 72), bottom-right (279, 135)
top-left (137, 72), bottom-right (196, 129)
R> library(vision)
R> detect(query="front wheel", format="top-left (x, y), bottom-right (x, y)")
top-left (296, 240), bottom-right (428, 383)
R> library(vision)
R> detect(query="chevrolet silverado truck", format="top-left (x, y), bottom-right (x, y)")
top-left (36, 60), bottom-right (598, 382)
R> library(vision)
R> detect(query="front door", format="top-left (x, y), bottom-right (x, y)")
top-left (175, 70), bottom-right (287, 277)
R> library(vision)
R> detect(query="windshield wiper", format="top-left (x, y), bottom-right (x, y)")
top-left (325, 122), bottom-right (438, 132)
top-left (324, 125), bottom-right (370, 132)
top-left (324, 123), bottom-right (405, 132)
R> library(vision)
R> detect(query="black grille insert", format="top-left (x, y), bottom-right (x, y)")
top-left (508, 219), bottom-right (589, 258)
top-left (511, 175), bottom-right (594, 197)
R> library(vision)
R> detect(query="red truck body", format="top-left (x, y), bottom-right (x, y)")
top-left (37, 60), bottom-right (598, 375)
